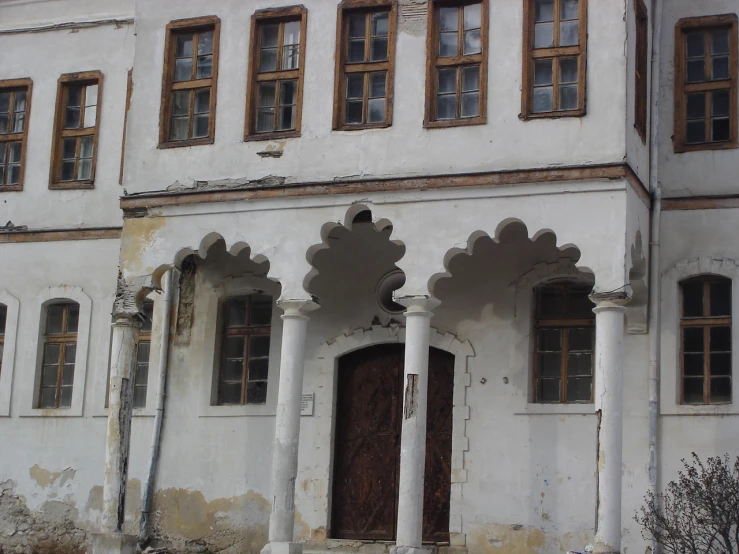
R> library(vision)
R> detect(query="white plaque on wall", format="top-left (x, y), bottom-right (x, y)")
top-left (301, 393), bottom-right (314, 416)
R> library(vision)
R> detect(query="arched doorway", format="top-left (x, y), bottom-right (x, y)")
top-left (331, 344), bottom-right (454, 542)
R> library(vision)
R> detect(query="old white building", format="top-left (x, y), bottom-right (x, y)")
top-left (0, 0), bottom-right (737, 553)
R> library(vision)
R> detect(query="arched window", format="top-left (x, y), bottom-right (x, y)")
top-left (133, 299), bottom-right (155, 408)
top-left (533, 281), bottom-right (594, 403)
top-left (217, 294), bottom-right (272, 405)
top-left (39, 302), bottom-right (79, 408)
top-left (680, 276), bottom-right (732, 404)
top-left (0, 304), bottom-right (6, 376)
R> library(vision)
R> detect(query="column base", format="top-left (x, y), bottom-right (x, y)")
top-left (389, 546), bottom-right (432, 554)
top-left (261, 541), bottom-right (304, 554)
top-left (90, 532), bottom-right (137, 554)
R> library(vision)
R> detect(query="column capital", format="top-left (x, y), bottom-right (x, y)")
top-left (589, 290), bottom-right (631, 312)
top-left (111, 312), bottom-right (143, 329)
top-left (277, 298), bottom-right (320, 319)
top-left (396, 295), bottom-right (440, 315)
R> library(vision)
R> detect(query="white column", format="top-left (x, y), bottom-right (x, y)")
top-left (591, 295), bottom-right (629, 554)
top-left (262, 300), bottom-right (318, 554)
top-left (93, 314), bottom-right (140, 554)
top-left (392, 298), bottom-right (439, 554)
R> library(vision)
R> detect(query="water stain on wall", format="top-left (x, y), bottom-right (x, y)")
top-left (29, 465), bottom-right (76, 489)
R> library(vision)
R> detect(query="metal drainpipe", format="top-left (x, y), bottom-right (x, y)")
top-left (648, 0), bottom-right (664, 552)
top-left (138, 269), bottom-right (176, 546)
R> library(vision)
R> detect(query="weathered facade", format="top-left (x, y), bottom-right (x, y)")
top-left (0, 1), bottom-right (737, 554)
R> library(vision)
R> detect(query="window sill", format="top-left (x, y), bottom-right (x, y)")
top-left (661, 402), bottom-right (739, 416)
top-left (674, 140), bottom-right (738, 154)
top-left (244, 130), bottom-right (301, 142)
top-left (158, 137), bottom-right (215, 149)
top-left (519, 109), bottom-right (586, 121)
top-left (49, 181), bottom-right (94, 190)
top-left (198, 403), bottom-right (277, 417)
top-left (334, 122), bottom-right (392, 132)
top-left (19, 407), bottom-right (83, 417)
top-left (424, 116), bottom-right (486, 129)
top-left (0, 184), bottom-right (23, 192)
top-left (515, 402), bottom-right (594, 416)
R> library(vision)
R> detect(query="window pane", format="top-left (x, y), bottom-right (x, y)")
top-left (438, 68), bottom-right (456, 94)
top-left (39, 388), bottom-right (57, 409)
top-left (260, 24), bottom-right (278, 71)
top-left (712, 56), bottom-right (729, 80)
top-left (712, 90), bottom-right (730, 118)
top-left (65, 87), bottom-right (82, 129)
top-left (713, 118), bottom-right (730, 142)
top-left (682, 282), bottom-right (704, 316)
top-left (683, 327), bottom-right (704, 353)
top-left (559, 85), bottom-right (578, 110)
top-left (436, 94), bottom-right (456, 120)
top-left (535, 0), bottom-right (554, 22)
top-left (569, 327), bottom-right (593, 351)
top-left (534, 23), bottom-right (554, 48)
top-left (560, 58), bottom-right (578, 83)
top-left (348, 39), bottom-right (366, 63)
top-left (538, 378), bottom-right (560, 402)
top-left (367, 98), bottom-right (385, 123)
top-left (560, 21), bottom-right (579, 46)
top-left (77, 159), bottom-right (91, 181)
top-left (371, 37), bottom-right (388, 61)
top-left (533, 87), bottom-right (553, 112)
top-left (136, 342), bottom-right (150, 365)
top-left (346, 74), bottom-right (364, 99)
top-left (79, 136), bottom-right (93, 160)
top-left (683, 378), bottom-right (704, 403)
top-left (47, 305), bottom-right (65, 334)
top-left (439, 7), bottom-right (458, 31)
top-left (249, 295), bottom-right (273, 326)
top-left (198, 30), bottom-right (214, 55)
top-left (246, 381), bottom-right (267, 404)
top-left (369, 72), bottom-right (386, 98)
top-left (538, 328), bottom-right (561, 351)
top-left (222, 359), bottom-right (244, 382)
top-left (710, 353), bottom-right (731, 376)
top-left (464, 4), bottom-right (481, 29)
top-left (60, 160), bottom-right (76, 181)
top-left (538, 288), bottom-right (564, 317)
top-left (174, 58), bottom-right (193, 82)
top-left (282, 45), bottom-right (300, 70)
top-left (172, 91), bottom-right (190, 116)
top-left (176, 33), bottom-right (194, 57)
top-left (686, 59), bottom-right (705, 83)
top-left (278, 106), bottom-right (295, 130)
top-left (683, 353), bottom-right (703, 376)
top-left (0, 305), bottom-right (6, 334)
top-left (62, 367), bottom-right (75, 388)
top-left (141, 302), bottom-right (154, 332)
top-left (170, 117), bottom-right (189, 141)
top-left (687, 93), bottom-right (706, 120)
top-left (67, 305), bottom-right (79, 333)
top-left (462, 66), bottom-right (480, 92)
top-left (534, 59), bottom-right (553, 85)
top-left (257, 107), bottom-right (275, 132)
top-left (566, 377), bottom-right (591, 402)
top-left (13, 91), bottom-right (27, 132)
top-left (283, 21), bottom-right (301, 53)
top-left (561, 0), bottom-right (579, 20)
top-left (67, 85), bottom-right (82, 108)
top-left (463, 29), bottom-right (481, 55)
top-left (568, 352), bottom-right (592, 376)
top-left (8, 142), bottom-right (21, 163)
top-left (461, 93), bottom-right (479, 117)
top-left (133, 386), bottom-right (147, 409)
top-left (538, 352), bottom-right (560, 377)
top-left (258, 82), bottom-right (277, 107)
top-left (0, 112), bottom-right (6, 135)
top-left (194, 89), bottom-right (210, 114)
top-left (193, 114), bottom-right (209, 138)
top-left (227, 298), bottom-right (248, 327)
top-left (710, 280), bottom-right (732, 315)
top-left (43, 343), bottom-right (60, 373)
top-left (710, 378), bottom-right (731, 403)
top-left (349, 13), bottom-right (366, 38)
top-left (260, 48), bottom-right (278, 72)
top-left (712, 29), bottom-right (729, 54)
top-left (249, 335), bottom-right (271, 358)
top-left (711, 326), bottom-right (731, 352)
top-left (196, 55), bottom-right (213, 79)
top-left (225, 336), bottom-right (245, 359)
top-left (372, 12), bottom-right (389, 36)
top-left (686, 120), bottom-right (706, 144)
top-left (248, 357), bottom-right (269, 381)
top-left (439, 32), bottom-right (458, 57)
top-left (219, 382), bottom-right (242, 405)
top-left (0, 93), bottom-right (8, 114)
top-left (686, 33), bottom-right (704, 57)
top-left (346, 101), bottom-right (363, 124)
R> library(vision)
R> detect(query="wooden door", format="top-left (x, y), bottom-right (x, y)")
top-left (331, 344), bottom-right (454, 542)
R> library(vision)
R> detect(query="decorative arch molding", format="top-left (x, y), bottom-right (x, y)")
top-left (508, 258), bottom-right (588, 292)
top-left (0, 290), bottom-right (20, 417)
top-left (314, 325), bottom-right (474, 544)
top-left (661, 256), bottom-right (739, 415)
top-left (20, 286), bottom-right (92, 417)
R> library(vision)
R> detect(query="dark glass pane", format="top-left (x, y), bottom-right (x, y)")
top-left (535, 60), bottom-right (553, 85)
top-left (372, 12), bottom-right (389, 36)
top-left (463, 29), bottom-right (481, 55)
top-left (538, 378), bottom-right (560, 402)
top-left (260, 48), bottom-right (278, 72)
top-left (0, 113), bottom-right (7, 135)
top-left (687, 93), bottom-right (706, 120)
top-left (436, 94), bottom-right (456, 119)
top-left (246, 381), bottom-right (268, 404)
top-left (198, 30), bottom-right (214, 55)
top-left (440, 6), bottom-right (458, 30)
top-left (0, 305), bottom-right (6, 334)
top-left (710, 280), bottom-right (731, 316)
top-left (249, 335), bottom-right (271, 358)
top-left (41, 370), bottom-right (59, 389)
top-left (261, 24), bottom-right (279, 48)
top-left (710, 353), bottom-right (731, 376)
top-left (221, 359), bottom-right (244, 382)
top-left (686, 33), bottom-right (704, 57)
top-left (133, 386), bottom-right (147, 408)
top-left (561, 0), bottom-right (578, 19)
top-left (224, 336), bottom-right (245, 359)
top-left (137, 341), bottom-right (151, 363)
top-left (227, 299), bottom-right (248, 327)
top-left (370, 37), bottom-right (388, 61)
top-left (539, 288), bottom-right (564, 318)
top-left (712, 29), bottom-right (729, 54)
top-left (346, 74), bottom-right (364, 99)
top-left (559, 85), bottom-right (578, 110)
top-left (369, 72), bottom-right (386, 98)
top-left (566, 376), bottom-right (591, 402)
top-left (568, 327), bottom-right (593, 351)
top-left (683, 327), bottom-right (704, 353)
top-left (560, 58), bottom-right (578, 83)
top-left (282, 44), bottom-right (300, 70)
top-left (60, 387), bottom-right (72, 408)
top-left (710, 378), bottom-right (731, 403)
top-left (141, 301), bottom-right (154, 332)
top-left (64, 343), bottom-right (76, 364)
top-left (538, 352), bottom-right (561, 377)
top-left (134, 360), bottom-right (149, 385)
top-left (62, 362), bottom-right (75, 386)
top-left (713, 118), bottom-right (730, 142)
top-left (39, 388), bottom-right (57, 408)
top-left (193, 114), bottom-right (209, 138)
top-left (170, 116), bottom-right (189, 141)
top-left (460, 92), bottom-right (479, 117)
top-left (248, 357), bottom-right (269, 381)
top-left (438, 68), bottom-right (456, 94)
top-left (66, 85), bottom-right (82, 108)
top-left (537, 328), bottom-right (561, 351)
top-left (346, 101), bottom-right (363, 124)
top-left (683, 353), bottom-right (703, 376)
top-left (711, 326), bottom-right (731, 352)
top-left (713, 91), bottom-right (730, 117)
top-left (567, 352), bottom-right (592, 376)
top-left (280, 81), bottom-right (298, 106)
top-left (683, 378), bottom-right (704, 404)
top-left (682, 282), bottom-right (704, 316)
top-left (349, 13), bottom-right (366, 38)
top-left (172, 90), bottom-right (190, 115)
top-left (462, 66), bottom-right (479, 92)
top-left (250, 295), bottom-right (273, 326)
top-left (560, 21), bottom-right (578, 47)
top-left (47, 305), bottom-right (65, 334)
top-left (174, 58), bottom-right (193, 82)
top-left (176, 33), bottom-right (194, 57)
top-left (712, 56), bottom-right (729, 80)
top-left (348, 39), bottom-right (365, 63)
top-left (0, 93), bottom-right (8, 114)
top-left (196, 54), bottom-right (212, 79)
top-left (533, 87), bottom-right (553, 113)
top-left (535, 0), bottom-right (554, 22)
top-left (67, 305), bottom-right (79, 333)
top-left (219, 382), bottom-right (242, 405)
top-left (686, 59), bottom-right (705, 82)
top-left (194, 89), bottom-right (210, 114)
top-left (278, 106), bottom-right (296, 130)
top-left (568, 290), bottom-right (595, 318)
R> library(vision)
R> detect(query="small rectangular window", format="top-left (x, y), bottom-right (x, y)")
top-left (674, 14), bottom-right (738, 152)
top-left (0, 79), bottom-right (32, 192)
top-left (634, 0), bottom-right (648, 141)
top-left (533, 283), bottom-right (595, 403)
top-left (49, 72), bottom-right (102, 188)
top-left (38, 302), bottom-right (79, 409)
top-left (522, 0), bottom-right (588, 118)
top-left (133, 300), bottom-right (154, 409)
top-left (334, 1), bottom-right (397, 130)
top-left (160, 17), bottom-right (220, 147)
top-left (680, 276), bottom-right (732, 404)
top-left (425, 0), bottom-right (488, 127)
top-left (218, 295), bottom-right (273, 405)
top-left (245, 7), bottom-right (308, 140)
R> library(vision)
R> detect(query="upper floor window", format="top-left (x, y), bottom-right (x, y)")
top-left (50, 72), bottom-right (102, 188)
top-left (217, 294), bottom-right (273, 405)
top-left (39, 302), bottom-right (79, 409)
top-left (425, 0), bottom-right (488, 127)
top-left (134, 300), bottom-right (154, 408)
top-left (245, 7), bottom-right (307, 140)
top-left (680, 276), bottom-right (732, 404)
top-left (533, 282), bottom-right (594, 403)
top-left (674, 14), bottom-right (738, 152)
top-left (160, 17), bottom-right (220, 147)
top-left (334, 1), bottom-right (397, 130)
top-left (634, 0), bottom-right (648, 141)
top-left (0, 304), bottom-right (6, 375)
top-left (522, 0), bottom-right (588, 118)
top-left (0, 79), bottom-right (31, 191)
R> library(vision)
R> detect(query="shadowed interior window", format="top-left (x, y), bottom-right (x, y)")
top-left (39, 302), bottom-right (79, 409)
top-left (0, 304), bottom-right (6, 375)
top-left (680, 276), bottom-right (732, 404)
top-left (218, 294), bottom-right (273, 405)
top-left (133, 300), bottom-right (154, 408)
top-left (634, 0), bottom-right (648, 141)
top-left (533, 282), bottom-right (595, 403)
top-left (0, 79), bottom-right (31, 190)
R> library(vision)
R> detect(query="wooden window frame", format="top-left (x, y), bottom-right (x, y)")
top-left (133, 300), bottom-right (154, 409)
top-left (680, 276), bottom-right (732, 405)
top-left (244, 6), bottom-right (308, 142)
top-left (673, 14), bottom-right (738, 153)
top-left (634, 0), bottom-right (648, 142)
top-left (217, 296), bottom-right (272, 406)
top-left (49, 71), bottom-right (103, 190)
top-left (532, 282), bottom-right (595, 404)
top-left (159, 16), bottom-right (220, 149)
top-left (119, 69), bottom-right (133, 185)
top-left (0, 78), bottom-right (32, 192)
top-left (521, 0), bottom-right (588, 120)
top-left (38, 303), bottom-right (78, 409)
top-left (424, 0), bottom-right (489, 128)
top-left (333, 0), bottom-right (397, 131)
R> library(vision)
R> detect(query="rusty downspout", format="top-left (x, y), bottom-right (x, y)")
top-left (138, 269), bottom-right (176, 546)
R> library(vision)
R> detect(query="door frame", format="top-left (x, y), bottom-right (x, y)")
top-left (314, 326), bottom-right (474, 547)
